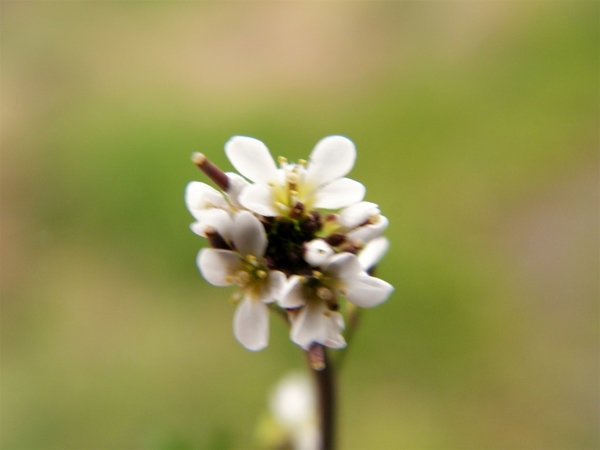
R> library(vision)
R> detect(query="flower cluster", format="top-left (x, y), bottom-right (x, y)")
top-left (186, 136), bottom-right (393, 351)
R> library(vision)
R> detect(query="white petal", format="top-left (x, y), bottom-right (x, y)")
top-left (348, 215), bottom-right (389, 243)
top-left (225, 136), bottom-right (279, 184)
top-left (232, 211), bottom-right (267, 257)
top-left (313, 178), bottom-right (365, 209)
top-left (258, 270), bottom-right (287, 304)
top-left (278, 275), bottom-right (307, 309)
top-left (290, 302), bottom-right (330, 350)
top-left (304, 239), bottom-right (334, 268)
top-left (239, 184), bottom-right (278, 217)
top-left (338, 202), bottom-right (380, 228)
top-left (225, 172), bottom-right (250, 209)
top-left (323, 252), bottom-right (362, 280)
top-left (305, 136), bottom-right (356, 187)
top-left (233, 298), bottom-right (269, 351)
top-left (190, 208), bottom-right (234, 241)
top-left (358, 237), bottom-right (390, 270)
top-left (290, 302), bottom-right (346, 350)
top-left (197, 248), bottom-right (241, 286)
top-left (325, 312), bottom-right (347, 349)
top-left (344, 273), bottom-right (393, 307)
top-left (185, 182), bottom-right (228, 221)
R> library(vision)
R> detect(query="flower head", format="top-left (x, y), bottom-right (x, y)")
top-left (186, 136), bottom-right (393, 352)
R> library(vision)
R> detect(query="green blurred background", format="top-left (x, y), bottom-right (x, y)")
top-left (1, 1), bottom-right (598, 449)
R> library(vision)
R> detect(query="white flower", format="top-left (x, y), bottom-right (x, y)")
top-left (279, 252), bottom-right (393, 349)
top-left (225, 136), bottom-right (366, 217)
top-left (198, 211), bottom-right (285, 351)
top-left (270, 372), bottom-right (319, 450)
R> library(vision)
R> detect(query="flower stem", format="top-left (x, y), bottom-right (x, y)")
top-left (307, 344), bottom-right (336, 450)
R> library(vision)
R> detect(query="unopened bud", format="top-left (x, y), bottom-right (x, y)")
top-left (325, 233), bottom-right (346, 247)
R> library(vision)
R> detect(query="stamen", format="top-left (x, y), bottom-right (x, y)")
top-left (277, 156), bottom-right (287, 166)
top-left (312, 270), bottom-right (323, 280)
top-left (256, 269), bottom-right (267, 279)
top-left (275, 202), bottom-right (289, 213)
top-left (298, 159), bottom-right (307, 166)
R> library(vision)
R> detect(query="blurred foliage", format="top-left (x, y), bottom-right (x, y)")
top-left (1, 1), bottom-right (598, 449)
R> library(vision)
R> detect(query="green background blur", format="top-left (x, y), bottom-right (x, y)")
top-left (1, 1), bottom-right (598, 449)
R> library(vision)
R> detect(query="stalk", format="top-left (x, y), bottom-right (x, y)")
top-left (307, 344), bottom-right (336, 450)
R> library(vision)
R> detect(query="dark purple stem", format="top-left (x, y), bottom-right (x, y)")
top-left (307, 344), bottom-right (336, 450)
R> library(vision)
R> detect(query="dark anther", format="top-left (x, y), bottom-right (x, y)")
top-left (325, 233), bottom-right (346, 247)
top-left (290, 202), bottom-right (305, 220)
top-left (206, 229), bottom-right (231, 250)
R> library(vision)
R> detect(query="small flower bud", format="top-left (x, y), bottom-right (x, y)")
top-left (304, 239), bottom-right (334, 267)
top-left (325, 233), bottom-right (346, 247)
